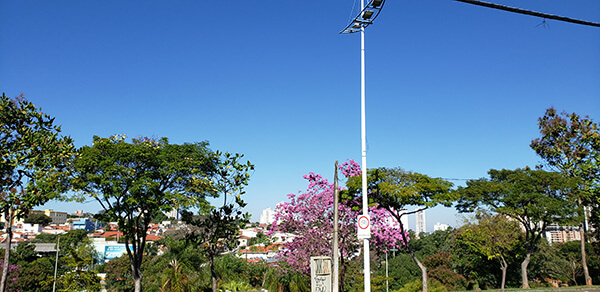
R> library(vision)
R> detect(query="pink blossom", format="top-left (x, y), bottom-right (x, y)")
top-left (268, 160), bottom-right (408, 274)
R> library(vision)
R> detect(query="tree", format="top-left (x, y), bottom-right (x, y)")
top-left (270, 160), bottom-right (407, 292)
top-left (455, 212), bottom-right (522, 292)
top-left (180, 152), bottom-right (254, 292)
top-left (530, 107), bottom-right (600, 286)
top-left (0, 93), bottom-right (75, 292)
top-left (346, 166), bottom-right (454, 292)
top-left (456, 168), bottom-right (579, 289)
top-left (71, 135), bottom-right (217, 292)
top-left (24, 213), bottom-right (52, 226)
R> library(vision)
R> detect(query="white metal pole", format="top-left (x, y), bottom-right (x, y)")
top-left (52, 236), bottom-right (60, 292)
top-left (386, 252), bottom-right (389, 292)
top-left (360, 0), bottom-right (370, 289)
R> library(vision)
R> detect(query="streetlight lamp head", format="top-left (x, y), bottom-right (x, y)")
top-left (362, 10), bottom-right (374, 20)
top-left (371, 0), bottom-right (383, 8)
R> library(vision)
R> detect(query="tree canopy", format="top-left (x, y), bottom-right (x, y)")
top-left (456, 168), bottom-right (579, 289)
top-left (345, 166), bottom-right (454, 292)
top-left (0, 93), bottom-right (75, 292)
top-left (71, 135), bottom-right (218, 292)
top-left (530, 107), bottom-right (600, 286)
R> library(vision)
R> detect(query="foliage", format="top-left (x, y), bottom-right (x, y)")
top-left (456, 168), bottom-right (579, 288)
top-left (269, 160), bottom-right (407, 292)
top-left (392, 279), bottom-right (447, 292)
top-left (346, 166), bottom-right (454, 292)
top-left (530, 107), bottom-right (600, 195)
top-left (221, 280), bottom-right (252, 292)
top-left (0, 93), bottom-right (75, 292)
top-left (56, 271), bottom-right (102, 292)
top-left (263, 267), bottom-right (310, 292)
top-left (373, 253), bottom-right (420, 291)
top-left (14, 257), bottom-right (53, 292)
top-left (180, 152), bottom-right (254, 292)
top-left (23, 213), bottom-right (52, 225)
top-left (72, 135), bottom-right (217, 292)
top-left (0, 260), bottom-right (20, 292)
top-left (424, 251), bottom-right (467, 291)
top-left (104, 255), bottom-right (135, 292)
top-left (530, 107), bottom-right (600, 285)
top-left (159, 259), bottom-right (189, 292)
top-left (454, 212), bottom-right (521, 291)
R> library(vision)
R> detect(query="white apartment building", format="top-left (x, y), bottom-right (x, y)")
top-left (415, 210), bottom-right (426, 234)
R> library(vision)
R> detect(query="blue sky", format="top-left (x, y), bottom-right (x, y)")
top-left (1, 0), bottom-right (599, 230)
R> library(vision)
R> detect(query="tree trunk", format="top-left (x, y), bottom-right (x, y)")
top-left (580, 221), bottom-right (592, 286)
top-left (134, 277), bottom-right (143, 292)
top-left (411, 253), bottom-right (428, 292)
top-left (131, 257), bottom-right (143, 292)
top-left (500, 257), bottom-right (508, 292)
top-left (0, 210), bottom-right (14, 292)
top-left (209, 255), bottom-right (217, 292)
top-left (520, 252), bottom-right (531, 289)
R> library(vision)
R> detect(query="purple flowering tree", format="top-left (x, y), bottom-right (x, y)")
top-left (269, 160), bottom-right (407, 290)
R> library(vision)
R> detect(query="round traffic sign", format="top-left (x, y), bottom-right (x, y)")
top-left (358, 215), bottom-right (370, 229)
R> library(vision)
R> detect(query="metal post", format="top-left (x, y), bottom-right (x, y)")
top-left (360, 0), bottom-right (370, 289)
top-left (386, 252), bottom-right (389, 292)
top-left (52, 236), bottom-right (60, 292)
top-left (333, 161), bottom-right (340, 292)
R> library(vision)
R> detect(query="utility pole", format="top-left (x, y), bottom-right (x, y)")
top-left (52, 236), bottom-right (60, 292)
top-left (332, 161), bottom-right (340, 292)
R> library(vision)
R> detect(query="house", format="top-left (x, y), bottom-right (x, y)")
top-left (238, 243), bottom-right (282, 263)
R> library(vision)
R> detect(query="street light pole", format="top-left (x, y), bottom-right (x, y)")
top-left (341, 1), bottom-right (385, 291)
top-left (359, 3), bottom-right (371, 290)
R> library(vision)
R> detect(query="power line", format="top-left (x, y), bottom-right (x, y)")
top-left (454, 0), bottom-right (600, 28)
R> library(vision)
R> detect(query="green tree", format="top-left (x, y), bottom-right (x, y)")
top-left (181, 152), bottom-right (253, 292)
top-left (530, 107), bottom-right (600, 286)
top-left (455, 212), bottom-right (521, 292)
top-left (456, 168), bottom-right (579, 289)
top-left (0, 93), bottom-right (75, 292)
top-left (104, 255), bottom-right (135, 292)
top-left (71, 135), bottom-right (217, 292)
top-left (16, 257), bottom-right (54, 292)
top-left (346, 167), bottom-right (454, 292)
top-left (24, 213), bottom-right (52, 226)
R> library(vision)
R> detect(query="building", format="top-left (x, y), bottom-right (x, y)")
top-left (433, 222), bottom-right (449, 232)
top-left (29, 209), bottom-right (68, 225)
top-left (72, 218), bottom-right (98, 233)
top-left (545, 223), bottom-right (581, 244)
top-left (415, 210), bottom-right (426, 234)
top-left (259, 208), bottom-right (275, 225)
top-left (165, 208), bottom-right (178, 220)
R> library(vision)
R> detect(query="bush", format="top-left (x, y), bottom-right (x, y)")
top-left (393, 279), bottom-right (447, 292)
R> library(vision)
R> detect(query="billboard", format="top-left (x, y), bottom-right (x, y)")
top-left (104, 245), bottom-right (127, 262)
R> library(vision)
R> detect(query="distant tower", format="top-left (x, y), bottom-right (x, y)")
top-left (165, 208), bottom-right (178, 220)
top-left (259, 208), bottom-right (275, 225)
top-left (415, 210), bottom-right (426, 234)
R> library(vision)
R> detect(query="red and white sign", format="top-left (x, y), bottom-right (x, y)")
top-left (357, 215), bottom-right (371, 239)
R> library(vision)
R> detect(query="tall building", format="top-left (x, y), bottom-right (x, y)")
top-left (165, 208), bottom-right (178, 220)
top-left (259, 208), bottom-right (275, 225)
top-left (415, 210), bottom-right (426, 235)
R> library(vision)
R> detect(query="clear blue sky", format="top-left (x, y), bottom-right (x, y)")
top-left (1, 0), bottom-right (599, 230)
